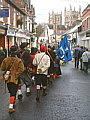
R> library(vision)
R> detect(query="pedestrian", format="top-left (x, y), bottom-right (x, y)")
top-left (28, 47), bottom-right (38, 85)
top-left (73, 45), bottom-right (81, 69)
top-left (0, 46), bottom-right (24, 113)
top-left (3, 48), bottom-right (7, 58)
top-left (0, 47), bottom-right (5, 66)
top-left (29, 47), bottom-right (38, 74)
top-left (54, 51), bottom-right (62, 77)
top-left (46, 45), bottom-right (56, 82)
top-left (79, 46), bottom-right (85, 70)
top-left (17, 42), bottom-right (31, 99)
top-left (82, 48), bottom-right (90, 73)
top-left (33, 45), bottom-right (50, 101)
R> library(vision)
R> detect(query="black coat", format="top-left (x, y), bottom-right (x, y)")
top-left (17, 50), bottom-right (31, 67)
top-left (46, 50), bottom-right (56, 74)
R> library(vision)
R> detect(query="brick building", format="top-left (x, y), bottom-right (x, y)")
top-left (78, 4), bottom-right (90, 49)
top-left (0, 0), bottom-right (36, 54)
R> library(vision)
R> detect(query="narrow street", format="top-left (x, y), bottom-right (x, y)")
top-left (0, 61), bottom-right (90, 120)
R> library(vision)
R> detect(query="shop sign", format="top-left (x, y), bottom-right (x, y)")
top-left (0, 29), bottom-right (5, 34)
top-left (7, 30), bottom-right (15, 36)
top-left (0, 9), bottom-right (9, 17)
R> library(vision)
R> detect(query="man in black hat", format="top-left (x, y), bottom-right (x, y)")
top-left (17, 42), bottom-right (31, 99)
top-left (0, 45), bottom-right (24, 113)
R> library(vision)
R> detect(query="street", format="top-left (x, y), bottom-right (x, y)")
top-left (0, 61), bottom-right (90, 120)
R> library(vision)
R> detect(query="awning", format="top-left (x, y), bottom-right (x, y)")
top-left (66, 23), bottom-right (82, 34)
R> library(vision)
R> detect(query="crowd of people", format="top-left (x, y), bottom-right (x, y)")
top-left (0, 42), bottom-right (62, 113)
top-left (73, 45), bottom-right (90, 73)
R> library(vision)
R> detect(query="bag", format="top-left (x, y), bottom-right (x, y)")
top-left (3, 59), bottom-right (15, 81)
top-left (19, 70), bottom-right (32, 86)
top-left (3, 71), bottom-right (10, 81)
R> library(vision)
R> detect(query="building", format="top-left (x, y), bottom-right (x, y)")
top-left (78, 4), bottom-right (90, 48)
top-left (0, 0), bottom-right (36, 54)
top-left (48, 11), bottom-right (67, 44)
top-left (64, 5), bottom-right (81, 29)
top-left (49, 11), bottom-right (62, 33)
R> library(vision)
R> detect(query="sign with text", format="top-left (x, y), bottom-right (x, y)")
top-left (0, 9), bottom-right (9, 17)
top-left (7, 30), bottom-right (15, 36)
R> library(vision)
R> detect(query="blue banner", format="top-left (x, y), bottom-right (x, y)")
top-left (56, 35), bottom-right (72, 62)
top-left (0, 9), bottom-right (9, 17)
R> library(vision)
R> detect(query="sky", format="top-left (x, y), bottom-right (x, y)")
top-left (31, 0), bottom-right (90, 24)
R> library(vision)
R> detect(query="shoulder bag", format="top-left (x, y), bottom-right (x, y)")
top-left (3, 59), bottom-right (15, 81)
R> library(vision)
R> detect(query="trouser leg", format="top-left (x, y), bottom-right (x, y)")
top-left (42, 86), bottom-right (47, 96)
top-left (7, 83), bottom-right (18, 113)
top-left (77, 58), bottom-right (79, 68)
top-left (17, 85), bottom-right (22, 99)
top-left (36, 85), bottom-right (40, 101)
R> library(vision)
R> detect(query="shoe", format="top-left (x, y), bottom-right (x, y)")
top-left (9, 108), bottom-right (15, 113)
top-left (26, 92), bottom-right (31, 96)
top-left (36, 97), bottom-right (40, 101)
top-left (18, 94), bottom-right (22, 100)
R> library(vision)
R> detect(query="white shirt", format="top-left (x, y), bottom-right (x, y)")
top-left (82, 51), bottom-right (90, 62)
top-left (33, 52), bottom-right (50, 75)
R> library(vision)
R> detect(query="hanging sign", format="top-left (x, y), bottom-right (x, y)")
top-left (0, 9), bottom-right (9, 17)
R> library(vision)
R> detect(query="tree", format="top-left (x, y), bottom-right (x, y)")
top-left (36, 24), bottom-right (44, 38)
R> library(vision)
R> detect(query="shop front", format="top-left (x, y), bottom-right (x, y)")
top-left (0, 26), bottom-right (7, 48)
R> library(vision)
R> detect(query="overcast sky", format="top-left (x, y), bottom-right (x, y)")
top-left (31, 0), bottom-right (90, 24)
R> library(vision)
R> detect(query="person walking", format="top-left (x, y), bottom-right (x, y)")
top-left (33, 45), bottom-right (50, 101)
top-left (82, 48), bottom-right (90, 73)
top-left (0, 47), bottom-right (5, 66)
top-left (28, 47), bottom-right (38, 85)
top-left (0, 46), bottom-right (24, 113)
top-left (79, 46), bottom-right (85, 70)
top-left (17, 42), bottom-right (31, 99)
top-left (73, 45), bottom-right (81, 69)
top-left (54, 51), bottom-right (62, 77)
top-left (46, 45), bottom-right (56, 82)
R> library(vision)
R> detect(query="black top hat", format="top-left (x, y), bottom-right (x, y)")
top-left (20, 42), bottom-right (28, 49)
top-left (10, 46), bottom-right (17, 52)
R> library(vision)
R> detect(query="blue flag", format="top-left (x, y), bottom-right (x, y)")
top-left (56, 35), bottom-right (72, 62)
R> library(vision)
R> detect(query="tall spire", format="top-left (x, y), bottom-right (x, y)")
top-left (79, 5), bottom-right (81, 13)
top-left (70, 4), bottom-right (72, 11)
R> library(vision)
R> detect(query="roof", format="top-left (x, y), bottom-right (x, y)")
top-left (51, 32), bottom-right (64, 36)
top-left (48, 24), bottom-right (53, 29)
top-left (66, 23), bottom-right (82, 34)
top-left (57, 25), bottom-right (67, 30)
